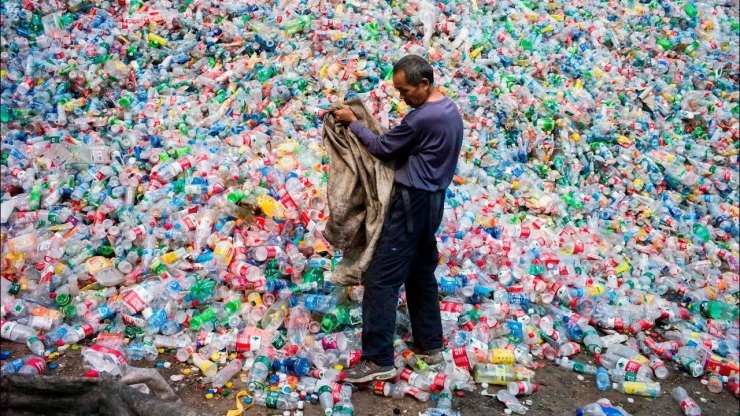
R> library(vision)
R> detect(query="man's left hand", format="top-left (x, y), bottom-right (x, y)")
top-left (332, 106), bottom-right (358, 124)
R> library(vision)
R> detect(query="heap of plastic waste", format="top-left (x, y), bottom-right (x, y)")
top-left (1, 0), bottom-right (738, 414)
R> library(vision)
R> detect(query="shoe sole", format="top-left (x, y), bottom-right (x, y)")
top-left (344, 368), bottom-right (397, 384)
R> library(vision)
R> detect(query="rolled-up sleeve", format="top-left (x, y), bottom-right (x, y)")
top-left (349, 119), bottom-right (416, 159)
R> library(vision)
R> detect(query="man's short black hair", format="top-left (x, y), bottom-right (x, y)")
top-left (393, 55), bottom-right (434, 86)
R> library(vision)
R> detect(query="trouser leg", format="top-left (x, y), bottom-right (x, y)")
top-left (361, 191), bottom-right (414, 366)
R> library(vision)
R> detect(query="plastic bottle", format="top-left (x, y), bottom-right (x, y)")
top-left (332, 398), bottom-right (355, 416)
top-left (273, 356), bottom-right (311, 377)
top-left (507, 381), bottom-right (539, 396)
top-left (576, 399), bottom-right (633, 416)
top-left (26, 336), bottom-right (45, 356)
top-left (595, 352), bottom-right (653, 381)
top-left (473, 364), bottom-right (529, 385)
top-left (612, 380), bottom-right (662, 398)
top-left (1, 320), bottom-right (38, 345)
top-left (556, 358), bottom-right (598, 375)
top-left (209, 358), bottom-right (242, 388)
top-left (595, 367), bottom-right (611, 391)
top-left (18, 356), bottom-right (46, 375)
top-left (192, 353), bottom-right (217, 377)
top-left (671, 386), bottom-right (702, 416)
top-left (62, 322), bottom-right (99, 344)
top-left (675, 346), bottom-right (707, 378)
top-left (307, 381), bottom-right (331, 415)
top-left (688, 301), bottom-right (739, 321)
top-left (649, 354), bottom-right (669, 380)
top-left (248, 355), bottom-right (272, 388)
top-left (261, 297), bottom-right (290, 333)
top-left (286, 305), bottom-right (311, 346)
top-left (496, 389), bottom-right (528, 414)
top-left (247, 390), bottom-right (299, 410)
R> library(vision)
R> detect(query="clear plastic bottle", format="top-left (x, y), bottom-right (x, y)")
top-left (209, 358), bottom-right (243, 388)
top-left (576, 399), bottom-right (633, 416)
top-left (18, 356), bottom-right (46, 375)
top-left (248, 355), bottom-right (272, 387)
top-left (612, 380), bottom-right (662, 397)
top-left (332, 398), bottom-right (355, 416)
top-left (556, 357), bottom-right (598, 375)
top-left (248, 390), bottom-right (299, 410)
top-left (316, 382), bottom-right (335, 415)
top-left (496, 389), bottom-right (528, 414)
top-left (649, 354), bottom-right (669, 380)
top-left (671, 386), bottom-right (702, 416)
top-left (595, 367), bottom-right (611, 391)
top-left (191, 353), bottom-right (217, 377)
top-left (595, 352), bottom-right (653, 381)
top-left (507, 381), bottom-right (539, 396)
top-left (1, 319), bottom-right (38, 344)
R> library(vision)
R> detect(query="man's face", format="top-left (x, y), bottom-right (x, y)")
top-left (393, 69), bottom-right (430, 108)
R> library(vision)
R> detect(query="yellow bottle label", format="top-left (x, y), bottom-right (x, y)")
top-left (489, 349), bottom-right (515, 365)
top-left (214, 240), bottom-right (235, 263)
top-left (161, 249), bottom-right (182, 265)
top-left (622, 381), bottom-right (646, 395)
top-left (85, 256), bottom-right (112, 275)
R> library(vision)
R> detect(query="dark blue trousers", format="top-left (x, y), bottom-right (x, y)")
top-left (361, 183), bottom-right (445, 366)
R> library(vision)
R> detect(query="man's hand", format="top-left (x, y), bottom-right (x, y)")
top-left (332, 105), bottom-right (358, 124)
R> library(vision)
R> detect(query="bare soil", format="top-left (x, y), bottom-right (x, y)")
top-left (2, 340), bottom-right (738, 416)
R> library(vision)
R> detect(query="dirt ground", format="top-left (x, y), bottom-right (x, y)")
top-left (2, 340), bottom-right (739, 416)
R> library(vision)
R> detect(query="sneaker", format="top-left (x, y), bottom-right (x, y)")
top-left (412, 347), bottom-right (444, 365)
top-left (344, 360), bottom-right (397, 383)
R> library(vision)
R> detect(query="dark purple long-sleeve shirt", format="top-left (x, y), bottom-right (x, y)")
top-left (349, 96), bottom-right (463, 192)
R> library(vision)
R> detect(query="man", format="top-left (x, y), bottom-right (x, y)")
top-left (332, 55), bottom-right (464, 383)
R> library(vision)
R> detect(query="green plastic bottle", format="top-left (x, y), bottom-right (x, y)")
top-left (689, 301), bottom-right (739, 321)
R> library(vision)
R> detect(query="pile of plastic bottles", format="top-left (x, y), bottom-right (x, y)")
top-left (1, 0), bottom-right (738, 414)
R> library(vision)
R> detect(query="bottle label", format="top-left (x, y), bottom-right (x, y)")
top-left (399, 368), bottom-right (415, 383)
top-left (74, 324), bottom-right (93, 340)
top-left (27, 316), bottom-right (54, 331)
top-left (622, 381), bottom-right (646, 395)
top-left (571, 362), bottom-right (586, 373)
top-left (649, 357), bottom-right (665, 371)
top-left (348, 349), bottom-right (362, 367)
top-left (440, 301), bottom-right (464, 320)
top-left (24, 357), bottom-right (46, 373)
top-left (322, 333), bottom-right (340, 350)
top-left (490, 349), bottom-right (515, 365)
top-left (680, 399), bottom-right (698, 412)
top-left (236, 331), bottom-right (250, 352)
top-left (213, 240), bottom-right (234, 263)
top-left (121, 287), bottom-right (148, 313)
top-left (182, 215), bottom-right (197, 231)
top-left (90, 343), bottom-right (128, 366)
top-left (372, 381), bottom-right (386, 396)
top-left (451, 347), bottom-right (473, 370)
top-left (431, 372), bottom-right (447, 390)
top-left (617, 358), bottom-right (641, 374)
top-left (264, 391), bottom-right (280, 408)
top-left (608, 317), bottom-right (624, 332)
top-left (405, 386), bottom-right (424, 400)
top-left (331, 382), bottom-right (344, 402)
top-left (1, 321), bottom-right (17, 339)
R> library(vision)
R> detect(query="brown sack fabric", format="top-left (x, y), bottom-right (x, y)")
top-left (322, 97), bottom-right (395, 286)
